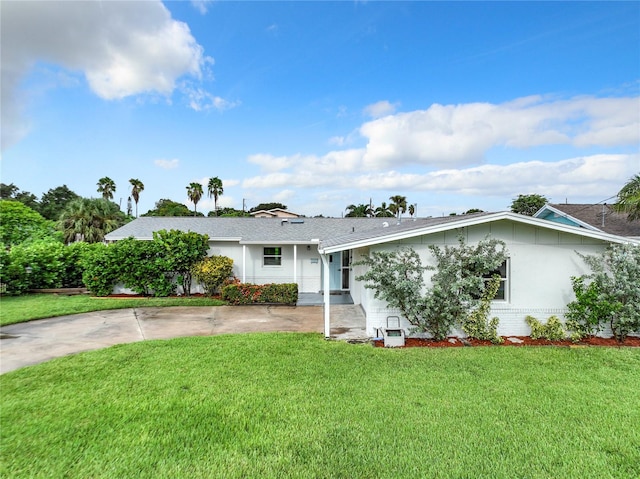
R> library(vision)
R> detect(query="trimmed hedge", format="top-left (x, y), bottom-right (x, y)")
top-left (222, 282), bottom-right (298, 305)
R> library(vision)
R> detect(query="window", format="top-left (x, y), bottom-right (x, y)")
top-left (263, 247), bottom-right (282, 266)
top-left (483, 259), bottom-right (508, 300)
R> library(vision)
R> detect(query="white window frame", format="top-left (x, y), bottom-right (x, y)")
top-left (483, 258), bottom-right (509, 302)
top-left (263, 246), bottom-right (282, 267)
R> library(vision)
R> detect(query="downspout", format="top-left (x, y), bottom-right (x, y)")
top-left (320, 252), bottom-right (331, 339)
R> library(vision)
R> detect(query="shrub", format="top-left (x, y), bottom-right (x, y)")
top-left (525, 315), bottom-right (566, 341)
top-left (192, 256), bottom-right (234, 296)
top-left (82, 243), bottom-right (119, 296)
top-left (222, 282), bottom-right (298, 305)
top-left (355, 236), bottom-right (508, 340)
top-left (566, 244), bottom-right (640, 342)
top-left (114, 238), bottom-right (174, 297)
top-left (564, 277), bottom-right (611, 341)
top-left (153, 230), bottom-right (209, 296)
top-left (2, 239), bottom-right (66, 293)
top-left (463, 275), bottom-right (503, 344)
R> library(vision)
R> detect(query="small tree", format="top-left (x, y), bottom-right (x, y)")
top-left (192, 256), bottom-right (234, 295)
top-left (565, 244), bottom-right (640, 342)
top-left (356, 235), bottom-right (508, 340)
top-left (153, 229), bottom-right (209, 295)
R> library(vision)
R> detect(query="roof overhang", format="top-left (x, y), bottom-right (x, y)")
top-left (318, 211), bottom-right (640, 254)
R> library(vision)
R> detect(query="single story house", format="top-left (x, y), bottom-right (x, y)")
top-left (105, 212), bottom-right (639, 338)
top-left (250, 208), bottom-right (302, 218)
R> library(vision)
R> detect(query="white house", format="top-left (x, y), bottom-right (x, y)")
top-left (105, 212), bottom-right (639, 338)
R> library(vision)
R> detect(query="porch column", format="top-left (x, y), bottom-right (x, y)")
top-left (293, 244), bottom-right (297, 285)
top-left (242, 245), bottom-right (246, 283)
top-left (320, 253), bottom-right (331, 338)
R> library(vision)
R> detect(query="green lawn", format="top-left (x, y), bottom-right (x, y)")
top-left (2, 334), bottom-right (639, 478)
top-left (0, 294), bottom-right (226, 326)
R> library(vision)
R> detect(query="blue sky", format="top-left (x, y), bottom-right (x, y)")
top-left (2, 0), bottom-right (639, 217)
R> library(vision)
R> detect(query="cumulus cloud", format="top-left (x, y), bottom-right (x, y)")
top-left (363, 100), bottom-right (399, 119)
top-left (359, 95), bottom-right (640, 169)
top-left (154, 158), bottom-right (180, 169)
top-left (1, 0), bottom-right (214, 149)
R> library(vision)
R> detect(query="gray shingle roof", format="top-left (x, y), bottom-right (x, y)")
top-left (546, 204), bottom-right (640, 237)
top-left (104, 216), bottom-right (426, 243)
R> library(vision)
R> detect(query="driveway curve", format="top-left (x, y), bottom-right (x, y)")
top-left (0, 305), bottom-right (326, 374)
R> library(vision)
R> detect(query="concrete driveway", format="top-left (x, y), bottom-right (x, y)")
top-left (0, 305), bottom-right (367, 374)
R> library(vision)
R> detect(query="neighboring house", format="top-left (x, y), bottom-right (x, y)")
top-left (105, 212), bottom-right (638, 338)
top-left (250, 208), bottom-right (301, 218)
top-left (534, 203), bottom-right (640, 240)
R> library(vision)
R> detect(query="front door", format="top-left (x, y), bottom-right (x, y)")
top-left (325, 250), bottom-right (350, 291)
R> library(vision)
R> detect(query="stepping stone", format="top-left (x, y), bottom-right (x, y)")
top-left (506, 337), bottom-right (524, 344)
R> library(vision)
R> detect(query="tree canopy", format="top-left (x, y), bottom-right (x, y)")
top-left (249, 202), bottom-right (288, 213)
top-left (39, 185), bottom-right (80, 221)
top-left (510, 194), bottom-right (548, 216)
top-left (57, 198), bottom-right (126, 243)
top-left (97, 177), bottom-right (116, 200)
top-left (143, 199), bottom-right (203, 217)
top-left (0, 200), bottom-right (58, 246)
top-left (613, 174), bottom-right (640, 221)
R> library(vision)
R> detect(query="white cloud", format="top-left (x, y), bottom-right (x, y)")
top-left (154, 158), bottom-right (180, 169)
top-left (184, 86), bottom-right (239, 112)
top-left (191, 0), bottom-right (213, 15)
top-left (363, 100), bottom-right (399, 119)
top-left (1, 0), bottom-right (212, 149)
top-left (359, 95), bottom-right (640, 169)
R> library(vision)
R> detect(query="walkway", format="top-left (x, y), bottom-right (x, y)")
top-left (0, 304), bottom-right (368, 374)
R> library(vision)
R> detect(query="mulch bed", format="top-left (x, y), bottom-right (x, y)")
top-left (374, 336), bottom-right (640, 348)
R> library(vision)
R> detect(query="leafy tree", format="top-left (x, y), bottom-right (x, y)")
top-left (153, 229), bottom-right (209, 295)
top-left (129, 179), bottom-right (144, 218)
top-left (566, 244), bottom-right (640, 342)
top-left (209, 207), bottom-right (248, 217)
top-left (345, 203), bottom-right (373, 217)
top-left (0, 200), bottom-right (57, 246)
top-left (143, 199), bottom-right (200, 217)
top-left (356, 236), bottom-right (508, 340)
top-left (510, 194), bottom-right (548, 216)
top-left (97, 177), bottom-right (116, 200)
top-left (2, 239), bottom-right (66, 293)
top-left (186, 182), bottom-right (204, 216)
top-left (465, 208), bottom-right (484, 214)
top-left (0, 183), bottom-right (20, 199)
top-left (207, 177), bottom-right (224, 216)
top-left (38, 185), bottom-right (80, 221)
top-left (192, 255), bottom-right (234, 295)
top-left (613, 174), bottom-right (640, 221)
top-left (249, 202), bottom-right (288, 213)
top-left (374, 202), bottom-right (394, 218)
top-left (58, 198), bottom-right (126, 243)
top-left (389, 195), bottom-right (407, 220)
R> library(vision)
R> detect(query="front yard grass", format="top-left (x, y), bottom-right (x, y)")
top-left (2, 333), bottom-right (639, 478)
top-left (0, 294), bottom-right (226, 326)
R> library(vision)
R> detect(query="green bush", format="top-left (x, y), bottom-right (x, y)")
top-left (2, 239), bottom-right (66, 294)
top-left (525, 315), bottom-right (566, 341)
top-left (222, 282), bottom-right (298, 305)
top-left (114, 238), bottom-right (174, 297)
top-left (463, 275), bottom-right (503, 344)
top-left (82, 243), bottom-right (120, 296)
top-left (192, 256), bottom-right (234, 296)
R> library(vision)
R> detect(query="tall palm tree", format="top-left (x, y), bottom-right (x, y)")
top-left (129, 178), bottom-right (144, 217)
top-left (186, 182), bottom-right (204, 216)
top-left (389, 195), bottom-right (407, 220)
top-left (58, 198), bottom-right (125, 243)
top-left (345, 203), bottom-right (373, 218)
top-left (207, 177), bottom-right (224, 216)
top-left (613, 174), bottom-right (640, 221)
top-left (96, 177), bottom-right (116, 200)
top-left (374, 202), bottom-right (394, 218)
top-left (408, 204), bottom-right (416, 218)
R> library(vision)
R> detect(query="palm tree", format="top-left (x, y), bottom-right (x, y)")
top-left (207, 177), bottom-right (224, 216)
top-left (389, 195), bottom-right (407, 220)
top-left (96, 177), bottom-right (116, 200)
top-left (613, 174), bottom-right (640, 221)
top-left (345, 203), bottom-right (373, 217)
top-left (374, 202), bottom-right (394, 218)
top-left (58, 198), bottom-right (125, 243)
top-left (186, 182), bottom-right (204, 216)
top-left (129, 178), bottom-right (144, 217)
top-left (408, 204), bottom-right (416, 218)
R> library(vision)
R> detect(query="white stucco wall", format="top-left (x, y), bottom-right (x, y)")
top-left (209, 241), bottom-right (322, 292)
top-left (352, 220), bottom-right (612, 337)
